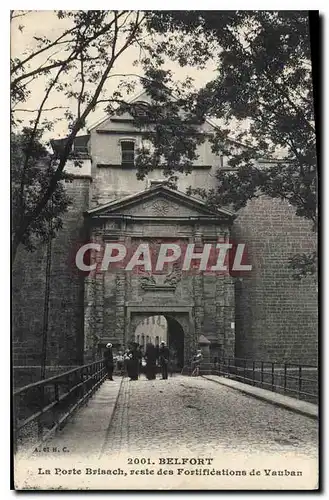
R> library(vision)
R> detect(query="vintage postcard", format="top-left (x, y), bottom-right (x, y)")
top-left (11, 10), bottom-right (319, 490)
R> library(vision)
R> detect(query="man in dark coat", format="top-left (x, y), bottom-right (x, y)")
top-left (138, 345), bottom-right (144, 374)
top-left (103, 343), bottom-right (114, 380)
top-left (158, 341), bottom-right (170, 380)
top-left (145, 343), bottom-right (157, 380)
top-left (127, 342), bottom-right (141, 380)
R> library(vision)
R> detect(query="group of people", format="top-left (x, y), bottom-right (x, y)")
top-left (103, 340), bottom-right (170, 381)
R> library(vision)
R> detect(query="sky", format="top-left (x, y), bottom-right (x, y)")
top-left (11, 10), bottom-right (220, 141)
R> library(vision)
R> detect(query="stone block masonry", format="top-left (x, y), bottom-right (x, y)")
top-left (233, 196), bottom-right (317, 365)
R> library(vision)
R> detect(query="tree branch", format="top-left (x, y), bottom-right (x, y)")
top-left (16, 63), bottom-right (68, 232)
top-left (10, 11), bottom-right (28, 21)
top-left (13, 106), bottom-right (69, 113)
top-left (11, 14), bottom-right (122, 89)
top-left (77, 53), bottom-right (85, 120)
top-left (11, 26), bottom-right (77, 74)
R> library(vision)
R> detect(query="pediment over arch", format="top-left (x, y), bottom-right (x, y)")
top-left (85, 185), bottom-right (235, 222)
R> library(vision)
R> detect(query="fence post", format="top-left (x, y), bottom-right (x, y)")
top-left (76, 370), bottom-right (81, 391)
top-left (90, 364), bottom-right (93, 388)
top-left (298, 366), bottom-right (302, 399)
top-left (54, 383), bottom-right (59, 401)
top-left (66, 373), bottom-right (70, 396)
top-left (96, 362), bottom-right (100, 388)
top-left (91, 363), bottom-right (95, 393)
top-left (86, 365), bottom-right (90, 390)
top-left (80, 366), bottom-right (84, 399)
top-left (37, 385), bottom-right (44, 440)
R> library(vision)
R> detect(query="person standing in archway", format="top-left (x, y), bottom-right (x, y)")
top-left (127, 342), bottom-right (140, 381)
top-left (138, 344), bottom-right (144, 374)
top-left (103, 343), bottom-right (114, 381)
top-left (145, 342), bottom-right (157, 380)
top-left (158, 341), bottom-right (170, 380)
top-left (169, 345), bottom-right (177, 376)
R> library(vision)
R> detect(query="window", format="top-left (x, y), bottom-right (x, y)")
top-left (149, 180), bottom-right (166, 189)
top-left (73, 144), bottom-right (88, 155)
top-left (121, 140), bottom-right (135, 166)
top-left (72, 134), bottom-right (89, 156)
top-left (146, 179), bottom-right (167, 189)
top-left (132, 101), bottom-right (149, 118)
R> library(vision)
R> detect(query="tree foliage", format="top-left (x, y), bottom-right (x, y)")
top-left (11, 128), bottom-right (72, 251)
top-left (146, 11), bottom-right (318, 278)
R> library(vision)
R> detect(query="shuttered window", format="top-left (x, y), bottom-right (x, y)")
top-left (121, 140), bottom-right (135, 166)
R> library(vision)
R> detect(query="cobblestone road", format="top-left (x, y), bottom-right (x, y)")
top-left (101, 374), bottom-right (318, 459)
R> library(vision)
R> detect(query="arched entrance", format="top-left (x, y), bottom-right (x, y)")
top-left (133, 315), bottom-right (168, 348)
top-left (129, 311), bottom-right (190, 371)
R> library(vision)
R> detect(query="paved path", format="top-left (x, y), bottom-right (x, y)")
top-left (15, 375), bottom-right (318, 490)
top-left (101, 375), bottom-right (318, 458)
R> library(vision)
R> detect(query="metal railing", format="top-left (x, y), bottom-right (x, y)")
top-left (13, 360), bottom-right (106, 453)
top-left (183, 357), bottom-right (318, 404)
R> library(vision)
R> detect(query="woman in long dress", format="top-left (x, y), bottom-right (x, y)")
top-left (124, 349), bottom-right (132, 378)
top-left (145, 343), bottom-right (157, 380)
top-left (127, 342), bottom-right (140, 380)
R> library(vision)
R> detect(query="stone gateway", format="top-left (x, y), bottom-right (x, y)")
top-left (83, 185), bottom-right (236, 365)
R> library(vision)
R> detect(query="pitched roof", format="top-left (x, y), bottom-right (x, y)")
top-left (85, 184), bottom-right (235, 220)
